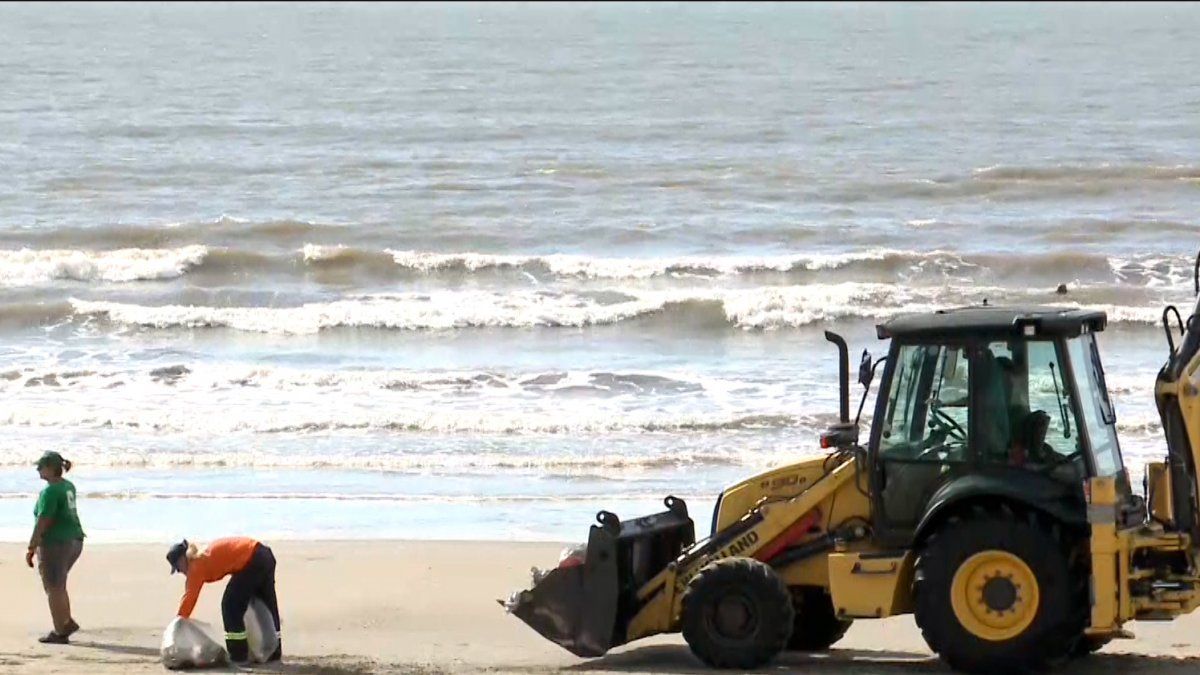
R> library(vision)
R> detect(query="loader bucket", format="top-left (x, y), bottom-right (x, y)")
top-left (509, 497), bottom-right (695, 657)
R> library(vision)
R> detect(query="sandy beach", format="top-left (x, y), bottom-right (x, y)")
top-left (0, 541), bottom-right (1196, 674)
top-left (4, 3), bottom-right (1200, 674)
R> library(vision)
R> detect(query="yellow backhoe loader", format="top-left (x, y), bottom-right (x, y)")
top-left (506, 251), bottom-right (1200, 674)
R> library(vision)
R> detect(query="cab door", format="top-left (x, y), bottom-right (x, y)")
top-left (869, 342), bottom-right (973, 546)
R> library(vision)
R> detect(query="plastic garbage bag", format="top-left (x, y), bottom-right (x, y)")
top-left (502, 544), bottom-right (589, 614)
top-left (161, 616), bottom-right (226, 670)
top-left (557, 543), bottom-right (586, 569)
top-left (245, 597), bottom-right (279, 664)
top-left (502, 588), bottom-right (526, 614)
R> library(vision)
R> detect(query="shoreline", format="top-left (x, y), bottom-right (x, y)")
top-left (1, 541), bottom-right (1199, 673)
top-left (0, 504), bottom-right (707, 547)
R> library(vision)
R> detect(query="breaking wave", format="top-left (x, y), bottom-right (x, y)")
top-left (66, 284), bottom-right (1165, 334)
top-left (357, 248), bottom-right (1196, 287)
top-left (0, 246), bottom-right (208, 286)
top-left (0, 240), bottom-right (1193, 290)
top-left (381, 249), bottom-right (891, 278)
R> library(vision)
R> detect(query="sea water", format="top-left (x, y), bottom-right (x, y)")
top-left (1, 3), bottom-right (1198, 541)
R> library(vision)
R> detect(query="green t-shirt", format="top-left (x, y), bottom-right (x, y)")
top-left (34, 480), bottom-right (85, 544)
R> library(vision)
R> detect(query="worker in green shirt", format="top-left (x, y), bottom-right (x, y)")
top-left (26, 451), bottom-right (85, 645)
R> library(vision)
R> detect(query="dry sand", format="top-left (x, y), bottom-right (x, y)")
top-left (1, 541), bottom-right (1198, 674)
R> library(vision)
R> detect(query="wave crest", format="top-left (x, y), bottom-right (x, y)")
top-left (0, 242), bottom-right (1191, 291)
top-left (66, 285), bottom-right (1165, 334)
top-left (0, 246), bottom-right (207, 287)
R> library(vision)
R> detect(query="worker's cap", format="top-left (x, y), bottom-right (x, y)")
top-left (35, 451), bottom-right (67, 469)
top-left (166, 540), bottom-right (189, 574)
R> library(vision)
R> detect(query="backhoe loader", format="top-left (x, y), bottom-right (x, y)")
top-left (507, 253), bottom-right (1200, 674)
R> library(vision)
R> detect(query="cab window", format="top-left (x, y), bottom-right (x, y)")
top-left (879, 344), bottom-right (969, 462)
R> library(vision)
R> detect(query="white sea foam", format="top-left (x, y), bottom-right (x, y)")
top-left (1116, 413), bottom-right (1165, 437)
top-left (0, 244), bottom-right (1178, 289)
top-left (300, 243), bottom-right (350, 261)
top-left (69, 290), bottom-right (676, 333)
top-left (1107, 255), bottom-right (1194, 289)
top-left (67, 284), bottom-right (1165, 334)
top-left (0, 363), bottom-right (733, 399)
top-left (0, 442), bottom-right (812, 474)
top-left (0, 246), bottom-right (208, 286)
top-left (356, 248), bottom-right (1193, 289)
top-left (386, 250), bottom-right (534, 272)
top-left (0, 400), bottom-right (806, 436)
top-left (384, 248), bottom-right (930, 279)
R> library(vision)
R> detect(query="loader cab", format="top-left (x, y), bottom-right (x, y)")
top-left (866, 307), bottom-right (1129, 547)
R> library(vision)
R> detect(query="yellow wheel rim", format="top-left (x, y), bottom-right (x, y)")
top-left (949, 551), bottom-right (1040, 642)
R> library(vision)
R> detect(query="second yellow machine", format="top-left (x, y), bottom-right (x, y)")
top-left (508, 266), bottom-right (1200, 674)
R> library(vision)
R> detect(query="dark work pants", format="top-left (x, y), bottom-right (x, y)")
top-left (221, 544), bottom-right (281, 658)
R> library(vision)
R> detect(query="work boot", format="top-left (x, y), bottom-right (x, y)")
top-left (226, 638), bottom-right (250, 664)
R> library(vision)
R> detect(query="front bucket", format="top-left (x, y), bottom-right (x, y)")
top-left (510, 514), bottom-right (621, 657)
top-left (509, 497), bottom-right (694, 658)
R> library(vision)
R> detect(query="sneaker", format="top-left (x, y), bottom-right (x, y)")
top-left (38, 632), bottom-right (68, 645)
top-left (62, 620), bottom-right (80, 637)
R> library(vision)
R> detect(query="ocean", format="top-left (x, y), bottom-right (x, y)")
top-left (2, 2), bottom-right (1199, 542)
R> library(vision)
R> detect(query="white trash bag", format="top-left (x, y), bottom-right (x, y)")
top-left (161, 617), bottom-right (226, 670)
top-left (503, 543), bottom-right (590, 614)
top-left (244, 597), bottom-right (279, 664)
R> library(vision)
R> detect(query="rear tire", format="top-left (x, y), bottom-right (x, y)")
top-left (787, 586), bottom-right (853, 651)
top-left (913, 509), bottom-right (1085, 674)
top-left (681, 557), bottom-right (794, 669)
top-left (1072, 635), bottom-right (1111, 658)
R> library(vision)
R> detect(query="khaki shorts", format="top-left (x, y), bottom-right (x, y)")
top-left (38, 539), bottom-right (83, 591)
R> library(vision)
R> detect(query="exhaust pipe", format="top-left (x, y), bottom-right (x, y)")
top-left (825, 331), bottom-right (850, 424)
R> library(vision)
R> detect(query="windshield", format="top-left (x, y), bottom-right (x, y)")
top-left (1067, 334), bottom-right (1122, 477)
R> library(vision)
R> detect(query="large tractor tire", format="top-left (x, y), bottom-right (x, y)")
top-left (681, 557), bottom-right (794, 669)
top-left (913, 509), bottom-right (1086, 674)
top-left (787, 586), bottom-right (853, 651)
top-left (1072, 635), bottom-right (1112, 658)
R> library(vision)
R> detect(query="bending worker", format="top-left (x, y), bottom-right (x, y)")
top-left (166, 536), bottom-right (281, 663)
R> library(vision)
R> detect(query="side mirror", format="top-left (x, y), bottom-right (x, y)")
top-left (858, 350), bottom-right (873, 387)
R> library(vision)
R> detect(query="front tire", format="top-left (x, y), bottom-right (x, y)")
top-left (787, 586), bottom-right (852, 651)
top-left (681, 557), bottom-right (794, 669)
top-left (914, 510), bottom-right (1085, 674)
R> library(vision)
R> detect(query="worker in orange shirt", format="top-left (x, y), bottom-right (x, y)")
top-left (166, 537), bottom-right (281, 664)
